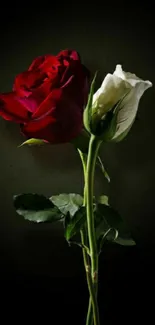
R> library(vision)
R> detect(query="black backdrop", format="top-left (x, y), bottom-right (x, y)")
top-left (0, 3), bottom-right (155, 324)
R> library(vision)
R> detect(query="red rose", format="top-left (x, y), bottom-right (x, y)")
top-left (0, 49), bottom-right (90, 143)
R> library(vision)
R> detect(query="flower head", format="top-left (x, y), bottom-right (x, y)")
top-left (84, 65), bottom-right (152, 141)
top-left (0, 50), bottom-right (90, 144)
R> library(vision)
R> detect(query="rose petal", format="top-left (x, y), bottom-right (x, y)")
top-left (114, 64), bottom-right (152, 87)
top-left (59, 60), bottom-right (89, 109)
top-left (32, 81), bottom-right (86, 121)
top-left (38, 55), bottom-right (61, 76)
top-left (111, 79), bottom-right (152, 141)
top-left (14, 56), bottom-right (61, 97)
top-left (28, 55), bottom-right (51, 71)
top-left (28, 78), bottom-right (55, 107)
top-left (17, 97), bottom-right (38, 113)
top-left (22, 87), bottom-right (83, 143)
top-left (14, 70), bottom-right (57, 109)
top-left (21, 102), bottom-right (82, 144)
top-left (57, 49), bottom-right (80, 61)
top-left (21, 115), bottom-right (55, 134)
top-left (0, 92), bottom-right (29, 122)
top-left (13, 70), bottom-right (45, 96)
top-left (32, 89), bottom-right (62, 120)
top-left (93, 73), bottom-right (132, 115)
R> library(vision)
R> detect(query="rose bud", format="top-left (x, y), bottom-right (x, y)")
top-left (84, 65), bottom-right (152, 142)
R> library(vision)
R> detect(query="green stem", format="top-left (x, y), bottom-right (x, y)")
top-left (78, 150), bottom-right (93, 325)
top-left (80, 229), bottom-right (93, 325)
top-left (78, 150), bottom-right (87, 206)
top-left (86, 298), bottom-right (93, 325)
top-left (86, 134), bottom-right (101, 325)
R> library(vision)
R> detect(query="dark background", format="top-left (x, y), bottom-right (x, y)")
top-left (0, 3), bottom-right (155, 324)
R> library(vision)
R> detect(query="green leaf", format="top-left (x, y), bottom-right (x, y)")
top-left (50, 193), bottom-right (83, 217)
top-left (95, 213), bottom-right (110, 239)
top-left (95, 203), bottom-right (136, 246)
top-left (13, 193), bottom-right (63, 223)
top-left (83, 72), bottom-right (97, 133)
top-left (98, 228), bottom-right (118, 253)
top-left (97, 156), bottom-right (110, 182)
top-left (96, 204), bottom-right (122, 229)
top-left (64, 207), bottom-right (86, 240)
top-left (18, 138), bottom-right (48, 147)
top-left (98, 195), bottom-right (109, 206)
top-left (114, 236), bottom-right (136, 246)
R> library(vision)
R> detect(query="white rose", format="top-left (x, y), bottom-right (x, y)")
top-left (92, 65), bottom-right (152, 141)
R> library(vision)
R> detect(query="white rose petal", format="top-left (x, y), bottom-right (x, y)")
top-left (112, 65), bottom-right (152, 141)
top-left (92, 73), bottom-right (132, 115)
top-left (92, 64), bottom-right (152, 141)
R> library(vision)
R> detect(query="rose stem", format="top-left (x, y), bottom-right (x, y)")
top-left (85, 134), bottom-right (101, 325)
top-left (78, 150), bottom-right (93, 325)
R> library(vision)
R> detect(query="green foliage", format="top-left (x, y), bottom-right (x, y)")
top-left (97, 157), bottom-right (110, 182)
top-left (18, 138), bottom-right (47, 147)
top-left (95, 202), bottom-right (136, 249)
top-left (83, 72), bottom-right (97, 133)
top-left (13, 193), bottom-right (63, 223)
top-left (97, 195), bottom-right (109, 206)
top-left (13, 192), bottom-right (135, 249)
top-left (50, 193), bottom-right (86, 241)
top-left (50, 193), bottom-right (83, 216)
top-left (64, 207), bottom-right (86, 241)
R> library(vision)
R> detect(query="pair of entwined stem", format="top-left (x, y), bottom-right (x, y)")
top-left (78, 135), bottom-right (102, 325)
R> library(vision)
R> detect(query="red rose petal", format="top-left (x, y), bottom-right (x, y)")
top-left (57, 49), bottom-right (80, 61)
top-left (13, 70), bottom-right (45, 97)
top-left (59, 60), bottom-right (89, 109)
top-left (32, 89), bottom-right (62, 120)
top-left (21, 104), bottom-right (82, 144)
top-left (21, 86), bottom-right (83, 144)
top-left (29, 55), bottom-right (61, 74)
top-left (14, 71), bottom-right (57, 109)
top-left (28, 55), bottom-right (50, 71)
top-left (27, 78), bottom-right (54, 108)
top-left (0, 92), bottom-right (29, 122)
top-left (17, 97), bottom-right (38, 113)
top-left (39, 56), bottom-right (61, 77)
top-left (21, 115), bottom-right (63, 144)
top-left (0, 49), bottom-right (90, 145)
top-left (21, 115), bottom-right (55, 134)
